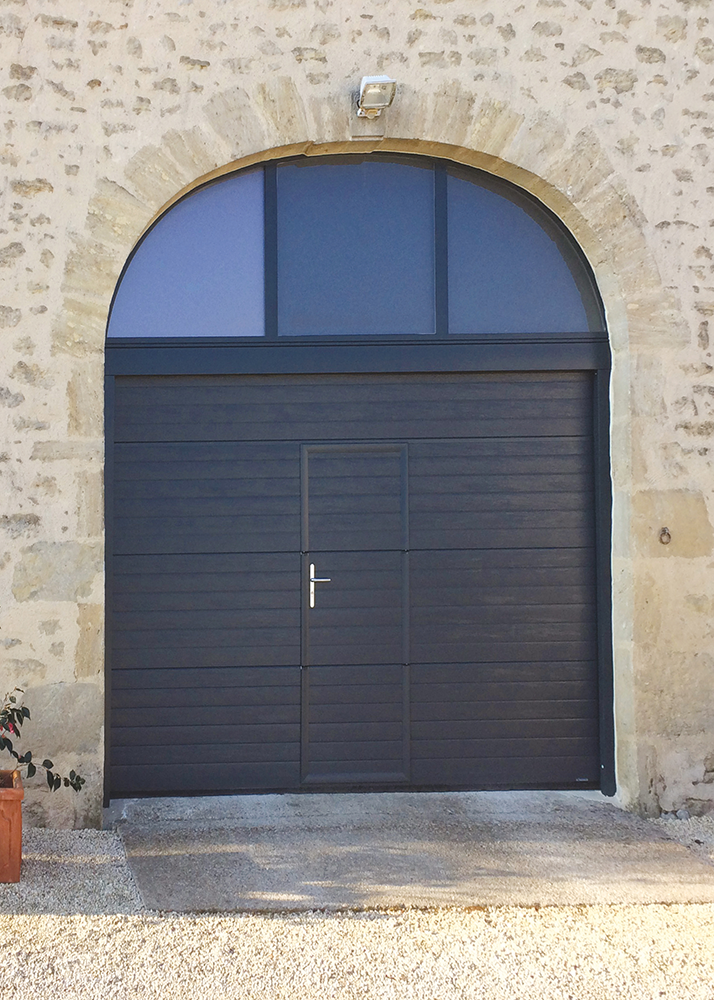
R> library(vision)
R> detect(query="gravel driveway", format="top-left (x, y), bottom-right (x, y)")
top-left (2, 904), bottom-right (714, 999)
top-left (0, 818), bottom-right (713, 999)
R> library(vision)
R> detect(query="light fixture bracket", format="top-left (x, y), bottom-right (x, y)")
top-left (357, 75), bottom-right (397, 118)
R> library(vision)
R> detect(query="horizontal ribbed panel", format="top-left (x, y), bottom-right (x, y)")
top-left (110, 371), bottom-right (600, 795)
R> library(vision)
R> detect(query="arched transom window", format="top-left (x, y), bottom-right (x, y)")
top-left (107, 155), bottom-right (604, 342)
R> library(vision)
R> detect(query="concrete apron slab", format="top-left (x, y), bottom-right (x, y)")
top-left (106, 790), bottom-right (714, 912)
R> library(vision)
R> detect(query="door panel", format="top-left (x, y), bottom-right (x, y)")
top-left (301, 663), bottom-right (409, 784)
top-left (110, 372), bottom-right (603, 796)
top-left (301, 444), bottom-right (408, 552)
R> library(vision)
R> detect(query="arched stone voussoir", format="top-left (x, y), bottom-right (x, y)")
top-left (86, 178), bottom-right (153, 252)
top-left (53, 235), bottom-right (127, 358)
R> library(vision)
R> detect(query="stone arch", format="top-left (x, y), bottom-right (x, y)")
top-left (62, 84), bottom-right (673, 810)
top-left (64, 79), bottom-right (678, 359)
top-left (63, 80), bottom-right (678, 365)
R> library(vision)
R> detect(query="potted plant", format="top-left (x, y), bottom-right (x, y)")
top-left (0, 688), bottom-right (85, 882)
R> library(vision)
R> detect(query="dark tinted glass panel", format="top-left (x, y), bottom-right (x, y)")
top-left (108, 169), bottom-right (264, 338)
top-left (447, 173), bottom-right (592, 335)
top-left (277, 160), bottom-right (435, 336)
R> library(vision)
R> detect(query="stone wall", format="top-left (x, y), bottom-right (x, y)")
top-left (1, 0), bottom-right (713, 825)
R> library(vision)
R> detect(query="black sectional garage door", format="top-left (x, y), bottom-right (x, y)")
top-left (109, 371), bottom-right (600, 796)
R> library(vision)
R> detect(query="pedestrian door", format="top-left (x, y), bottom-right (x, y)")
top-left (301, 444), bottom-right (409, 784)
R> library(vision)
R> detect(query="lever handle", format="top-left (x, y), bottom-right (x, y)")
top-left (309, 563), bottom-right (331, 608)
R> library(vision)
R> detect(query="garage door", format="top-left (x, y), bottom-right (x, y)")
top-left (109, 371), bottom-right (600, 796)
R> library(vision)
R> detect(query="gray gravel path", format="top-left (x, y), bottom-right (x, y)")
top-left (2, 905), bottom-right (714, 999)
top-left (653, 814), bottom-right (714, 867)
top-left (0, 829), bottom-right (142, 915)
top-left (1, 818), bottom-right (713, 998)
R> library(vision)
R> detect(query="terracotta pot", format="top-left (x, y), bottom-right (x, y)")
top-left (0, 769), bottom-right (23, 883)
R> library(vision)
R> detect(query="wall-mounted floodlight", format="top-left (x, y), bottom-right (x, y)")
top-left (357, 75), bottom-right (397, 118)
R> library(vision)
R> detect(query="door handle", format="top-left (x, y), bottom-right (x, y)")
top-left (309, 563), bottom-right (331, 608)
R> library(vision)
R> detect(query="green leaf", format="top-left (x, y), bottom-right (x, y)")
top-left (53, 774), bottom-right (61, 792)
top-left (22, 707), bottom-right (30, 719)
top-left (46, 770), bottom-right (54, 790)
top-left (42, 759), bottom-right (53, 769)
top-left (26, 762), bottom-right (36, 778)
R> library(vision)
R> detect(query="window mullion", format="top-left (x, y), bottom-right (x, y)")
top-left (434, 162), bottom-right (449, 338)
top-left (264, 163), bottom-right (278, 339)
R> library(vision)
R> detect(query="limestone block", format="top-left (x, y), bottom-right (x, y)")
top-left (75, 469), bottom-right (103, 539)
top-left (634, 742), bottom-right (662, 817)
top-left (424, 81), bottom-right (476, 148)
top-left (635, 646), bottom-right (714, 738)
top-left (614, 732), bottom-right (641, 813)
top-left (465, 97), bottom-right (525, 161)
top-left (67, 366), bottom-right (103, 438)
top-left (2, 658), bottom-right (49, 687)
top-left (652, 739), bottom-right (714, 815)
top-left (632, 490), bottom-right (714, 558)
top-left (203, 86), bottom-right (269, 160)
top-left (67, 359), bottom-right (104, 438)
top-left (31, 440), bottom-right (102, 463)
top-left (546, 128), bottom-right (615, 206)
top-left (12, 541), bottom-right (102, 602)
top-left (10, 681), bottom-right (103, 829)
top-left (14, 681), bottom-right (104, 756)
top-left (86, 178), bottom-right (151, 250)
top-left (162, 127), bottom-right (226, 185)
top-left (124, 142), bottom-right (202, 216)
top-left (61, 238), bottom-right (122, 302)
top-left (75, 604), bottom-right (103, 680)
top-left (254, 76), bottom-right (309, 146)
top-left (633, 572), bottom-right (666, 646)
top-left (632, 353), bottom-right (668, 419)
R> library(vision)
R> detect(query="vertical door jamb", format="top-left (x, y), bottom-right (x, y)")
top-left (299, 444), bottom-right (310, 782)
top-left (400, 443), bottom-right (411, 782)
top-left (593, 364), bottom-right (616, 795)
top-left (103, 375), bottom-right (115, 807)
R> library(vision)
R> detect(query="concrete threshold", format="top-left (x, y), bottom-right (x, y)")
top-left (105, 790), bottom-right (714, 912)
